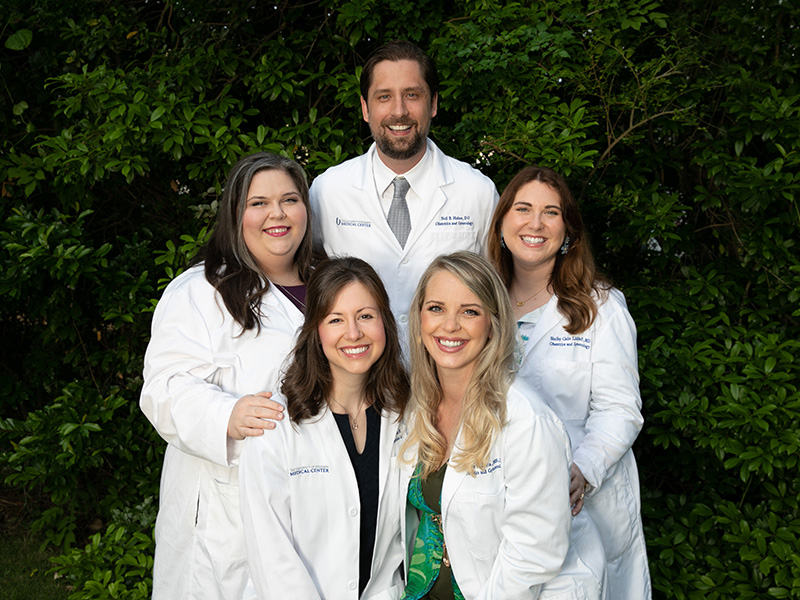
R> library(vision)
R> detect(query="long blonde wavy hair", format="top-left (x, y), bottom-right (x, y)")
top-left (401, 252), bottom-right (517, 478)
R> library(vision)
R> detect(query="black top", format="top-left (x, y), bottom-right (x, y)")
top-left (332, 406), bottom-right (381, 597)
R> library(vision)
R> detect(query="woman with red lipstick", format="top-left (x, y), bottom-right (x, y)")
top-left (240, 257), bottom-right (409, 600)
top-left (488, 166), bottom-right (651, 598)
top-left (396, 251), bottom-right (577, 599)
top-left (141, 152), bottom-right (316, 599)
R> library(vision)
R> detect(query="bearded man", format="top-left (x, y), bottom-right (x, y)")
top-left (309, 40), bottom-right (499, 346)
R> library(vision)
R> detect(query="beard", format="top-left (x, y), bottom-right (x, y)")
top-left (371, 120), bottom-right (429, 161)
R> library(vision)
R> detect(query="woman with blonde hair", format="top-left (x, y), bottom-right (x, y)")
top-left (396, 251), bottom-right (575, 599)
top-left (488, 166), bottom-right (651, 598)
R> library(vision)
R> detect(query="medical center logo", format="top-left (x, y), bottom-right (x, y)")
top-left (290, 465), bottom-right (330, 476)
top-left (336, 216), bottom-right (371, 228)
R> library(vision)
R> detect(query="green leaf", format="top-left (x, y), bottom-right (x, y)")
top-left (5, 29), bottom-right (33, 51)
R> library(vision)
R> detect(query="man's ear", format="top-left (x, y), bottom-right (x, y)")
top-left (431, 92), bottom-right (438, 118)
top-left (360, 96), bottom-right (370, 123)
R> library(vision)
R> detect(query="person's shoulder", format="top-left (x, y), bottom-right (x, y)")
top-left (160, 264), bottom-right (212, 299)
top-left (311, 152), bottom-right (368, 186)
top-left (507, 378), bottom-right (560, 423)
top-left (594, 285), bottom-right (631, 316)
top-left (431, 141), bottom-right (495, 185)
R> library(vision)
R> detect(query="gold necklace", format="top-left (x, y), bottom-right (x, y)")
top-left (514, 282), bottom-right (549, 307)
top-left (329, 397), bottom-right (366, 430)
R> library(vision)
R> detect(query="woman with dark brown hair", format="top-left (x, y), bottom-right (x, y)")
top-left (488, 166), bottom-right (651, 599)
top-left (141, 152), bottom-right (315, 599)
top-left (240, 256), bottom-right (409, 599)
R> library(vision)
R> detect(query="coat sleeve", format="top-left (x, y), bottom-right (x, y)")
top-left (139, 280), bottom-right (239, 467)
top-left (239, 427), bottom-right (323, 599)
top-left (476, 400), bottom-right (572, 599)
top-left (572, 289), bottom-right (644, 491)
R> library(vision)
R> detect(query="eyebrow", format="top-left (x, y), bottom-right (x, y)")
top-left (327, 306), bottom-right (378, 315)
top-left (247, 191), bottom-right (300, 201)
top-left (424, 300), bottom-right (483, 310)
top-left (512, 201), bottom-right (561, 210)
top-left (371, 86), bottom-right (427, 96)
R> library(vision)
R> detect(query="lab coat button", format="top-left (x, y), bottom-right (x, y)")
top-left (401, 257), bottom-right (409, 264)
top-left (399, 314), bottom-right (408, 324)
top-left (348, 580), bottom-right (357, 590)
top-left (349, 507), bottom-right (358, 517)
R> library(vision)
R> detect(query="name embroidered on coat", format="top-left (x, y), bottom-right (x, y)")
top-left (473, 457), bottom-right (502, 475)
top-left (549, 335), bottom-right (591, 350)
top-left (435, 214), bottom-right (474, 227)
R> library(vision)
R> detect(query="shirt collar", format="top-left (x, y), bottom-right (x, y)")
top-left (373, 139), bottom-right (433, 197)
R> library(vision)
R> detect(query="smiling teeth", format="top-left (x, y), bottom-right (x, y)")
top-left (439, 339), bottom-right (465, 348)
top-left (388, 125), bottom-right (411, 131)
top-left (343, 346), bottom-right (369, 355)
top-left (267, 227), bottom-right (289, 233)
top-left (522, 236), bottom-right (545, 244)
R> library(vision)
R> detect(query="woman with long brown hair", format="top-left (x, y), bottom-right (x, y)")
top-left (488, 166), bottom-right (651, 598)
top-left (141, 152), bottom-right (314, 599)
top-left (240, 257), bottom-right (409, 599)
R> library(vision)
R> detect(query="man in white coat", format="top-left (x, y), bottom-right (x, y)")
top-left (309, 41), bottom-right (499, 342)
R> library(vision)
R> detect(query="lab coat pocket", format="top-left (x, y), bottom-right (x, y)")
top-left (585, 463), bottom-right (638, 563)
top-left (429, 229), bottom-right (479, 250)
top-left (534, 359), bottom-right (592, 421)
top-left (455, 489), bottom-right (503, 560)
top-left (198, 477), bottom-right (247, 564)
top-left (364, 582), bottom-right (404, 600)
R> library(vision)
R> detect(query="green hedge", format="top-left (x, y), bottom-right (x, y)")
top-left (1, 0), bottom-right (798, 597)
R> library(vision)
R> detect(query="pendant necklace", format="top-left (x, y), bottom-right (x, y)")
top-left (514, 282), bottom-right (549, 307)
top-left (330, 397), bottom-right (366, 430)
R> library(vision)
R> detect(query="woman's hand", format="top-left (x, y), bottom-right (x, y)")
top-left (227, 392), bottom-right (285, 440)
top-left (569, 463), bottom-right (588, 516)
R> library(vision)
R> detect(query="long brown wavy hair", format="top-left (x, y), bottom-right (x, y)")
top-left (198, 152), bottom-right (315, 332)
top-left (488, 166), bottom-right (609, 334)
top-left (281, 257), bottom-right (409, 424)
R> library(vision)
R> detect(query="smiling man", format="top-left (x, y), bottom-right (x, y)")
top-left (310, 41), bottom-right (499, 346)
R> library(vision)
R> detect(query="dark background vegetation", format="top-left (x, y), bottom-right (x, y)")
top-left (1, 0), bottom-right (798, 598)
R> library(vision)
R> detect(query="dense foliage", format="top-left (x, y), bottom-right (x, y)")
top-left (1, 0), bottom-right (798, 597)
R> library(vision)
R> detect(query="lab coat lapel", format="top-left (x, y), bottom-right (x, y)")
top-left (263, 281), bottom-right (305, 329)
top-left (440, 461), bottom-right (469, 523)
top-left (404, 142), bottom-right (448, 253)
top-left (440, 425), bottom-right (470, 521)
top-left (357, 148), bottom-right (404, 248)
top-left (377, 411), bottom-right (400, 507)
top-left (522, 294), bottom-right (563, 360)
top-left (319, 408), bottom-right (354, 467)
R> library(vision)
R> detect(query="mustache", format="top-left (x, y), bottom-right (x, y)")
top-left (381, 119), bottom-right (416, 127)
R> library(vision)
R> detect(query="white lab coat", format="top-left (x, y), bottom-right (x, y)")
top-left (309, 140), bottom-right (498, 339)
top-left (516, 288), bottom-right (652, 599)
top-left (395, 381), bottom-right (575, 599)
top-left (140, 265), bottom-right (304, 600)
top-left (239, 402), bottom-right (405, 600)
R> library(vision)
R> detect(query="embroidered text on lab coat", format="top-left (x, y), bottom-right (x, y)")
top-left (289, 465), bottom-right (330, 476)
top-left (549, 335), bottom-right (591, 350)
top-left (435, 214), bottom-right (475, 228)
top-left (473, 457), bottom-right (502, 475)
